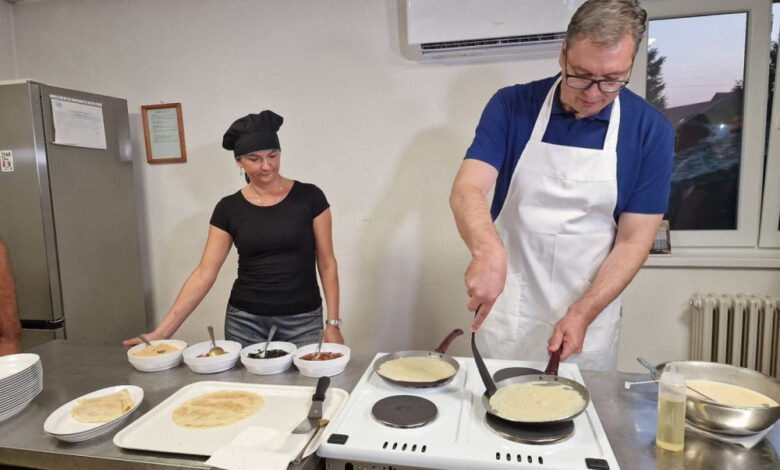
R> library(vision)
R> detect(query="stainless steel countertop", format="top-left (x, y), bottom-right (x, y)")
top-left (0, 341), bottom-right (777, 470)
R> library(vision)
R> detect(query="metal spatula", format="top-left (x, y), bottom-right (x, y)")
top-left (292, 376), bottom-right (331, 434)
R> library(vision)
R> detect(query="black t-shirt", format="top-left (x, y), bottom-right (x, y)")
top-left (209, 181), bottom-right (330, 315)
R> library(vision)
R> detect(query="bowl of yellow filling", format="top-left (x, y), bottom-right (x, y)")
top-left (127, 339), bottom-right (187, 372)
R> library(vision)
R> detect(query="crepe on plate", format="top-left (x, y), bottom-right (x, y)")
top-left (173, 390), bottom-right (265, 429)
top-left (71, 388), bottom-right (134, 423)
top-left (378, 356), bottom-right (456, 382)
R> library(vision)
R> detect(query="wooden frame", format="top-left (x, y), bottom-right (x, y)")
top-left (141, 103), bottom-right (187, 164)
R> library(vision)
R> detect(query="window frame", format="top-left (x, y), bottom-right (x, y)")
top-left (633, 0), bottom-right (770, 248)
top-left (760, 1), bottom-right (780, 247)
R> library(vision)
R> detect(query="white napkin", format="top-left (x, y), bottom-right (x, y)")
top-left (205, 426), bottom-right (308, 470)
top-left (686, 422), bottom-right (774, 449)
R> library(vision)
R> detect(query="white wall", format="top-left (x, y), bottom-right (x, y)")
top-left (5, 0), bottom-right (779, 371)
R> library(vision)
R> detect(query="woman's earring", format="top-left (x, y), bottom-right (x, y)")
top-left (237, 166), bottom-right (245, 177)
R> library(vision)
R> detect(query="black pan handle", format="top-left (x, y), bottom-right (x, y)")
top-left (470, 306), bottom-right (497, 397)
top-left (545, 348), bottom-right (562, 376)
top-left (434, 328), bottom-right (464, 354)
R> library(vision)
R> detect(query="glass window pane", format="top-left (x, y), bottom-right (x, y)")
top-left (647, 14), bottom-right (747, 230)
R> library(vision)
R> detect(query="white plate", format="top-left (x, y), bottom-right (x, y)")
top-left (44, 385), bottom-right (144, 439)
top-left (0, 353), bottom-right (39, 381)
top-left (114, 381), bottom-right (349, 456)
top-left (0, 383), bottom-right (42, 412)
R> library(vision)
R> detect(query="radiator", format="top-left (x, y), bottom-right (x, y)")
top-left (689, 293), bottom-right (779, 377)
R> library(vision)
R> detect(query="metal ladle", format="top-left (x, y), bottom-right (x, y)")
top-left (207, 326), bottom-right (226, 357)
top-left (260, 325), bottom-right (278, 358)
top-left (636, 357), bottom-right (717, 402)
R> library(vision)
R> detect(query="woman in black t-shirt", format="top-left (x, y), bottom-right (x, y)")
top-left (123, 110), bottom-right (344, 349)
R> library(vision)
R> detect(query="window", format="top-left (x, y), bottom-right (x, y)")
top-left (760, 2), bottom-right (780, 247)
top-left (637, 0), bottom-right (772, 249)
top-left (647, 13), bottom-right (746, 232)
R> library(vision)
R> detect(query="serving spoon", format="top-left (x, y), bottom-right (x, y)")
top-left (260, 325), bottom-right (278, 358)
top-left (314, 329), bottom-right (325, 360)
top-left (206, 326), bottom-right (226, 357)
top-left (636, 357), bottom-right (717, 402)
top-left (136, 335), bottom-right (152, 346)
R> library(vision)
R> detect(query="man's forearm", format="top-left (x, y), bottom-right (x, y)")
top-left (0, 243), bottom-right (21, 354)
top-left (450, 183), bottom-right (504, 257)
top-left (567, 214), bottom-right (662, 323)
top-left (568, 241), bottom-right (649, 323)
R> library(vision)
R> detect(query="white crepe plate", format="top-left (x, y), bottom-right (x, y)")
top-left (44, 385), bottom-right (144, 442)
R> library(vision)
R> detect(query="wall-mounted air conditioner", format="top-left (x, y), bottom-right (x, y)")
top-left (404, 0), bottom-right (585, 60)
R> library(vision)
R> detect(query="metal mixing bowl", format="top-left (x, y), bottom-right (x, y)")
top-left (659, 361), bottom-right (780, 436)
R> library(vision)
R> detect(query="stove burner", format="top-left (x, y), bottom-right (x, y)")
top-left (485, 413), bottom-right (575, 444)
top-left (492, 367), bottom-right (543, 383)
top-left (371, 395), bottom-right (438, 428)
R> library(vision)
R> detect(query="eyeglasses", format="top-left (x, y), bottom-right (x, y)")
top-left (564, 54), bottom-right (631, 93)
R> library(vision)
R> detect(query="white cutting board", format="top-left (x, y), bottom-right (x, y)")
top-left (113, 381), bottom-right (348, 456)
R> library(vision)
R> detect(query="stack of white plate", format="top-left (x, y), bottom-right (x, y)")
top-left (44, 385), bottom-right (144, 442)
top-left (0, 353), bottom-right (43, 423)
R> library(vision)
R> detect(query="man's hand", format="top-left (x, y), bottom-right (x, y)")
top-left (449, 159), bottom-right (504, 332)
top-left (466, 246), bottom-right (507, 331)
top-left (0, 339), bottom-right (21, 356)
top-left (547, 307), bottom-right (591, 361)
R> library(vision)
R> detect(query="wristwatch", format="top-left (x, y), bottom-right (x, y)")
top-left (325, 318), bottom-right (342, 328)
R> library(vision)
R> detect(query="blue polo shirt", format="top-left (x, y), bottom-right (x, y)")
top-left (465, 74), bottom-right (674, 221)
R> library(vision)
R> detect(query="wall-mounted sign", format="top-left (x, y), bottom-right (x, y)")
top-left (141, 103), bottom-right (187, 164)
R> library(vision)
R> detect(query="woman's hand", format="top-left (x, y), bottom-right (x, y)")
top-left (324, 324), bottom-right (344, 345)
top-left (122, 330), bottom-right (167, 348)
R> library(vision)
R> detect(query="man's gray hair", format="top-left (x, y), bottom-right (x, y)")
top-left (566, 0), bottom-right (647, 56)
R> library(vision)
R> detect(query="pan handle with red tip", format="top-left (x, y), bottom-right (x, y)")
top-left (434, 328), bottom-right (464, 354)
top-left (545, 348), bottom-right (562, 376)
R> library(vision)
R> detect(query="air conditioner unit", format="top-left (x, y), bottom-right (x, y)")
top-left (404, 0), bottom-right (585, 60)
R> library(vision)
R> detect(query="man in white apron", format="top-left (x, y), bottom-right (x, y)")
top-left (450, 0), bottom-right (674, 370)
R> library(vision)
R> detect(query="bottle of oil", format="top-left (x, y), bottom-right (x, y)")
top-left (656, 366), bottom-right (686, 451)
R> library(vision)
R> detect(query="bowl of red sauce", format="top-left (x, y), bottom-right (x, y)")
top-left (293, 342), bottom-right (350, 377)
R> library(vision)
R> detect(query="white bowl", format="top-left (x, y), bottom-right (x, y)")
top-left (293, 342), bottom-right (350, 378)
top-left (182, 340), bottom-right (242, 374)
top-left (241, 341), bottom-right (297, 375)
top-left (127, 340), bottom-right (187, 372)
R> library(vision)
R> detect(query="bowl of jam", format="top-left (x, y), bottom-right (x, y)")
top-left (240, 341), bottom-right (297, 375)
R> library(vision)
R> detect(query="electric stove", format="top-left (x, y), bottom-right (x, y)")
top-left (318, 353), bottom-right (620, 470)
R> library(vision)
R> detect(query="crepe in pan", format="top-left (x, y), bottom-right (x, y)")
top-left (378, 356), bottom-right (456, 382)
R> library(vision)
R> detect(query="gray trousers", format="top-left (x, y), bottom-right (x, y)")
top-left (224, 304), bottom-right (323, 349)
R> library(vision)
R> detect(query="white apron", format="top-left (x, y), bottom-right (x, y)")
top-left (476, 78), bottom-right (622, 371)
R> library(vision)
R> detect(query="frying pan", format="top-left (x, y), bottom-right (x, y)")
top-left (373, 328), bottom-right (464, 388)
top-left (472, 331), bottom-right (590, 425)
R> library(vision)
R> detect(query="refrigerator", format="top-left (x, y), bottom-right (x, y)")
top-left (0, 80), bottom-right (146, 349)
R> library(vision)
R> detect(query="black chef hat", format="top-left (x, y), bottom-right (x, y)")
top-left (222, 110), bottom-right (283, 159)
